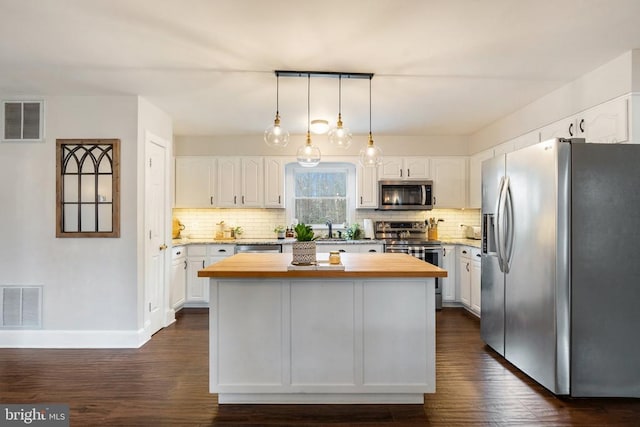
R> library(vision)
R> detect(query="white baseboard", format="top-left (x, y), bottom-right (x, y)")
top-left (0, 328), bottom-right (150, 348)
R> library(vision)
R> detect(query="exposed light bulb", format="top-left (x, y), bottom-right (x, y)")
top-left (264, 113), bottom-right (290, 148)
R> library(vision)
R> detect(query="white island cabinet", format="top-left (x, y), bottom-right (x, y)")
top-left (199, 252), bottom-right (446, 404)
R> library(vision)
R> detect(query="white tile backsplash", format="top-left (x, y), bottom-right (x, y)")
top-left (173, 208), bottom-right (480, 240)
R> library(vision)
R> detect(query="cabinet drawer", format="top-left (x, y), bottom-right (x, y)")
top-left (208, 244), bottom-right (234, 257)
top-left (171, 246), bottom-right (186, 259)
top-left (188, 245), bottom-right (207, 256)
top-left (471, 247), bottom-right (481, 259)
top-left (458, 246), bottom-right (471, 259)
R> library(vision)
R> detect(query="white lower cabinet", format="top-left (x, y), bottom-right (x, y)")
top-left (315, 243), bottom-right (384, 254)
top-left (458, 247), bottom-right (471, 308)
top-left (441, 245), bottom-right (456, 303)
top-left (470, 248), bottom-right (482, 315)
top-left (170, 246), bottom-right (187, 310)
top-left (185, 244), bottom-right (235, 306)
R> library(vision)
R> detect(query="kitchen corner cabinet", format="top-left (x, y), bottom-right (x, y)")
top-left (174, 157), bottom-right (217, 207)
top-left (264, 157), bottom-right (285, 208)
top-left (378, 157), bottom-right (430, 180)
top-left (539, 96), bottom-right (629, 144)
top-left (216, 157), bottom-right (264, 208)
top-left (441, 245), bottom-right (456, 302)
top-left (468, 149), bottom-right (493, 208)
top-left (356, 163), bottom-right (378, 208)
top-left (170, 246), bottom-right (187, 310)
top-left (431, 157), bottom-right (467, 208)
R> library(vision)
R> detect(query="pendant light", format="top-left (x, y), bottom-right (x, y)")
top-left (264, 73), bottom-right (290, 148)
top-left (296, 74), bottom-right (321, 167)
top-left (327, 75), bottom-right (353, 149)
top-left (359, 76), bottom-right (383, 167)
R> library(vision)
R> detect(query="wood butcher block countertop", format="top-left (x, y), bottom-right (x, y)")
top-left (198, 252), bottom-right (447, 279)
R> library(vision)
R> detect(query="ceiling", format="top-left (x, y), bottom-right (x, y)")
top-left (2, 0), bottom-right (640, 137)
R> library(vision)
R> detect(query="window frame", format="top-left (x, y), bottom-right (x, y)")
top-left (285, 162), bottom-right (356, 232)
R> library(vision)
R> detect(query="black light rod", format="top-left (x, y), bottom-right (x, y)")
top-left (275, 70), bottom-right (374, 80)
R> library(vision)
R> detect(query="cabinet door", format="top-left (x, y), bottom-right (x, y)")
top-left (405, 157), bottom-right (430, 179)
top-left (216, 157), bottom-right (240, 207)
top-left (470, 249), bottom-right (482, 315)
top-left (458, 249), bottom-right (471, 308)
top-left (468, 149), bottom-right (493, 208)
top-left (264, 157), bottom-right (285, 208)
top-left (186, 257), bottom-right (209, 304)
top-left (240, 157), bottom-right (264, 207)
top-left (378, 157), bottom-right (404, 179)
top-left (174, 157), bottom-right (216, 207)
top-left (357, 164), bottom-right (378, 208)
top-left (431, 157), bottom-right (467, 208)
top-left (540, 116), bottom-right (577, 141)
top-left (170, 255), bottom-right (186, 309)
top-left (492, 140), bottom-right (515, 157)
top-left (441, 245), bottom-right (456, 302)
top-left (580, 97), bottom-right (629, 144)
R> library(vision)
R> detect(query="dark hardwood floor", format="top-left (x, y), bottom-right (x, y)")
top-left (1, 308), bottom-right (639, 426)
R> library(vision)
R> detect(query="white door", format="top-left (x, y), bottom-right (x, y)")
top-left (145, 133), bottom-right (170, 336)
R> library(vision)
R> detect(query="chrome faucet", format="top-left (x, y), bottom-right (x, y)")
top-left (325, 219), bottom-right (333, 238)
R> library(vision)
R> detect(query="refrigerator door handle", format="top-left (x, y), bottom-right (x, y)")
top-left (494, 176), bottom-right (506, 272)
top-left (503, 177), bottom-right (514, 273)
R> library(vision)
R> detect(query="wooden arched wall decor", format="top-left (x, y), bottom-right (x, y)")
top-left (56, 139), bottom-right (120, 237)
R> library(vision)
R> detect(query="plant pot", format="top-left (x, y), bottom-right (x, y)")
top-left (276, 231), bottom-right (285, 239)
top-left (292, 241), bottom-right (317, 265)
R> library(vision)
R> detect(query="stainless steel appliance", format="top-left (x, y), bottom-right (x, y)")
top-left (481, 137), bottom-right (640, 397)
top-left (376, 220), bottom-right (443, 309)
top-left (378, 180), bottom-right (433, 210)
top-left (234, 244), bottom-right (282, 254)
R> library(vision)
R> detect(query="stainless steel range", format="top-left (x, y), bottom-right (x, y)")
top-left (376, 221), bottom-right (443, 309)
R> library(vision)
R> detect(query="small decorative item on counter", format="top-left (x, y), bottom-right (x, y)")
top-left (233, 226), bottom-right (243, 238)
top-left (426, 217), bottom-right (444, 241)
top-left (291, 223), bottom-right (317, 265)
top-left (216, 221), bottom-right (225, 240)
top-left (345, 223), bottom-right (362, 240)
top-left (274, 225), bottom-right (286, 239)
top-left (223, 227), bottom-right (233, 239)
top-left (285, 226), bottom-right (295, 238)
top-left (172, 217), bottom-right (185, 239)
top-left (329, 250), bottom-right (341, 265)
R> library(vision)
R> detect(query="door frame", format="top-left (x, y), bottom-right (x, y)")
top-left (144, 130), bottom-right (173, 338)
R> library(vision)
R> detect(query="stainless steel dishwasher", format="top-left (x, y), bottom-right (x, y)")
top-left (234, 244), bottom-right (282, 254)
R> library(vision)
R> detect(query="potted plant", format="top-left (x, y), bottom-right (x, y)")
top-left (273, 225), bottom-right (286, 239)
top-left (291, 223), bottom-right (317, 265)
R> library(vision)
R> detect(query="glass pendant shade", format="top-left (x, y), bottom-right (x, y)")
top-left (297, 132), bottom-right (321, 167)
top-left (359, 133), bottom-right (383, 167)
top-left (328, 114), bottom-right (353, 149)
top-left (264, 113), bottom-right (290, 148)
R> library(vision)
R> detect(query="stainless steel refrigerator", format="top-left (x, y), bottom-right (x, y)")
top-left (481, 137), bottom-right (640, 397)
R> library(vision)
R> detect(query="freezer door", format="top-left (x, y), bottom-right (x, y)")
top-left (480, 155), bottom-right (506, 355)
top-left (504, 139), bottom-right (570, 395)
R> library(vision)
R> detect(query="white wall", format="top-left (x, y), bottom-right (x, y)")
top-left (469, 50), bottom-right (636, 153)
top-left (0, 95), bottom-right (172, 348)
top-left (175, 134), bottom-right (469, 156)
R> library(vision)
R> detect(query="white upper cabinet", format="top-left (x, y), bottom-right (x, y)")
top-left (468, 149), bottom-right (493, 209)
top-left (512, 130), bottom-right (540, 150)
top-left (492, 140), bottom-right (515, 157)
top-left (356, 163), bottom-right (378, 208)
top-left (378, 157), bottom-right (430, 180)
top-left (264, 157), bottom-right (285, 208)
top-left (174, 157), bottom-right (217, 207)
top-left (580, 96), bottom-right (629, 144)
top-left (217, 157), bottom-right (264, 208)
top-left (540, 96), bottom-right (629, 144)
top-left (431, 157), bottom-right (467, 209)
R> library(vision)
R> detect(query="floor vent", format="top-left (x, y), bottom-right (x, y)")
top-left (0, 286), bottom-right (42, 328)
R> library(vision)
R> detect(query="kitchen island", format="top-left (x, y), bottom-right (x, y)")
top-left (198, 252), bottom-right (446, 404)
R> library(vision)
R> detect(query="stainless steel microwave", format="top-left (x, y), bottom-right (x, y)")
top-left (378, 180), bottom-right (433, 210)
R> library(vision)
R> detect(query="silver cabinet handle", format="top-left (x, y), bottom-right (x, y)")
top-left (210, 196), bottom-right (214, 205)
top-left (466, 262), bottom-right (470, 272)
top-left (242, 195), bottom-right (245, 204)
top-left (183, 260), bottom-right (187, 270)
top-left (400, 169), bottom-right (403, 178)
top-left (407, 168), bottom-right (410, 177)
top-left (234, 195), bottom-right (237, 204)
top-left (202, 260), bottom-right (205, 268)
top-left (278, 195), bottom-right (281, 204)
top-left (368, 249), bottom-right (377, 252)
top-left (218, 249), bottom-right (226, 253)
top-left (462, 250), bottom-right (467, 254)
top-left (176, 250), bottom-right (181, 255)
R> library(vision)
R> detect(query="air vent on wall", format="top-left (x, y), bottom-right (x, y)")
top-left (2, 100), bottom-right (44, 141)
top-left (0, 286), bottom-right (42, 328)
